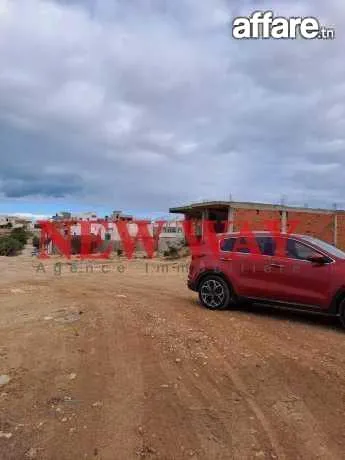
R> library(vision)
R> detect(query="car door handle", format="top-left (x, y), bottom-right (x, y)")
top-left (220, 257), bottom-right (232, 261)
top-left (270, 263), bottom-right (284, 269)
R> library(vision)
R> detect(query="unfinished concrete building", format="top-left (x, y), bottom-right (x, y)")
top-left (169, 201), bottom-right (345, 250)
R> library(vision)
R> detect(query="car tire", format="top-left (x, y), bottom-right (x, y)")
top-left (198, 275), bottom-right (232, 310)
top-left (339, 298), bottom-right (345, 328)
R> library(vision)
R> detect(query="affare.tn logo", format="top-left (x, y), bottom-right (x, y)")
top-left (232, 11), bottom-right (335, 40)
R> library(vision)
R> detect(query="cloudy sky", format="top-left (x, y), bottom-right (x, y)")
top-left (0, 0), bottom-right (343, 217)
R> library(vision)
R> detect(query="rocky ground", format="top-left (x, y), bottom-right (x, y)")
top-left (1, 253), bottom-right (345, 459)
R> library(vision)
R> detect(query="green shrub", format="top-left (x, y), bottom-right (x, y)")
top-left (10, 227), bottom-right (29, 245)
top-left (70, 235), bottom-right (103, 255)
top-left (0, 236), bottom-right (24, 256)
top-left (32, 235), bottom-right (40, 249)
top-left (163, 245), bottom-right (179, 259)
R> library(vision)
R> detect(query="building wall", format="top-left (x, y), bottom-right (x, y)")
top-left (337, 214), bottom-right (345, 250)
top-left (287, 212), bottom-right (334, 244)
top-left (232, 208), bottom-right (340, 247)
top-left (232, 209), bottom-right (345, 250)
top-left (233, 208), bottom-right (281, 232)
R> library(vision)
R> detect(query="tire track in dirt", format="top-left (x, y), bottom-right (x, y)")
top-left (105, 277), bottom-right (345, 459)
top-left (102, 285), bottom-right (284, 459)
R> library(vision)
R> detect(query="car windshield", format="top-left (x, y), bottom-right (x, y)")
top-left (300, 236), bottom-right (345, 259)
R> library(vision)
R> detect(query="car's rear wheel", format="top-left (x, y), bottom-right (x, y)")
top-left (198, 275), bottom-right (231, 310)
top-left (339, 298), bottom-right (345, 328)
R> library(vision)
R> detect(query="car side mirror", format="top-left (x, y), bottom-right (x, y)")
top-left (307, 255), bottom-right (329, 264)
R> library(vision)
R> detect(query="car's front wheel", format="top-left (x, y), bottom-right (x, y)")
top-left (198, 275), bottom-right (231, 310)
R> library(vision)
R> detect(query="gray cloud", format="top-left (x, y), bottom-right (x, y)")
top-left (2, 174), bottom-right (83, 198)
top-left (0, 0), bottom-right (344, 211)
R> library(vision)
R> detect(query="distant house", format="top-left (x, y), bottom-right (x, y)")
top-left (154, 220), bottom-right (185, 253)
top-left (0, 216), bottom-right (9, 228)
top-left (0, 215), bottom-right (32, 230)
top-left (53, 211), bottom-right (72, 220)
top-left (111, 211), bottom-right (133, 222)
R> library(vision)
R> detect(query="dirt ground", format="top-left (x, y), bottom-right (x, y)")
top-left (1, 252), bottom-right (345, 460)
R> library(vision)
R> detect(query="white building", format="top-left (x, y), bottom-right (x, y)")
top-left (0, 215), bottom-right (33, 229)
top-left (71, 212), bottom-right (98, 221)
top-left (157, 220), bottom-right (184, 237)
top-left (0, 215), bottom-right (9, 227)
top-left (69, 221), bottom-right (153, 240)
top-left (154, 220), bottom-right (185, 253)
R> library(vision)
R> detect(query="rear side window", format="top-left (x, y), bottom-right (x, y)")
top-left (235, 237), bottom-right (251, 253)
top-left (220, 237), bottom-right (236, 252)
top-left (220, 237), bottom-right (252, 253)
top-left (256, 237), bottom-right (276, 256)
top-left (220, 236), bottom-right (276, 255)
top-left (220, 236), bottom-right (276, 256)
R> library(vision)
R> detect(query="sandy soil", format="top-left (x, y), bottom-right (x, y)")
top-left (1, 252), bottom-right (345, 459)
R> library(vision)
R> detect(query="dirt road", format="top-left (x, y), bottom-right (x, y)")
top-left (1, 255), bottom-right (345, 459)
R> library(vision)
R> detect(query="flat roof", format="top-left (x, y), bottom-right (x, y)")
top-left (170, 200), bottom-right (343, 215)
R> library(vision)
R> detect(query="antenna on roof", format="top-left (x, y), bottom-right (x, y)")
top-left (333, 203), bottom-right (337, 210)
top-left (229, 193), bottom-right (233, 202)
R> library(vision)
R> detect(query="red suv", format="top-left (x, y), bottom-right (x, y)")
top-left (188, 232), bottom-right (345, 326)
